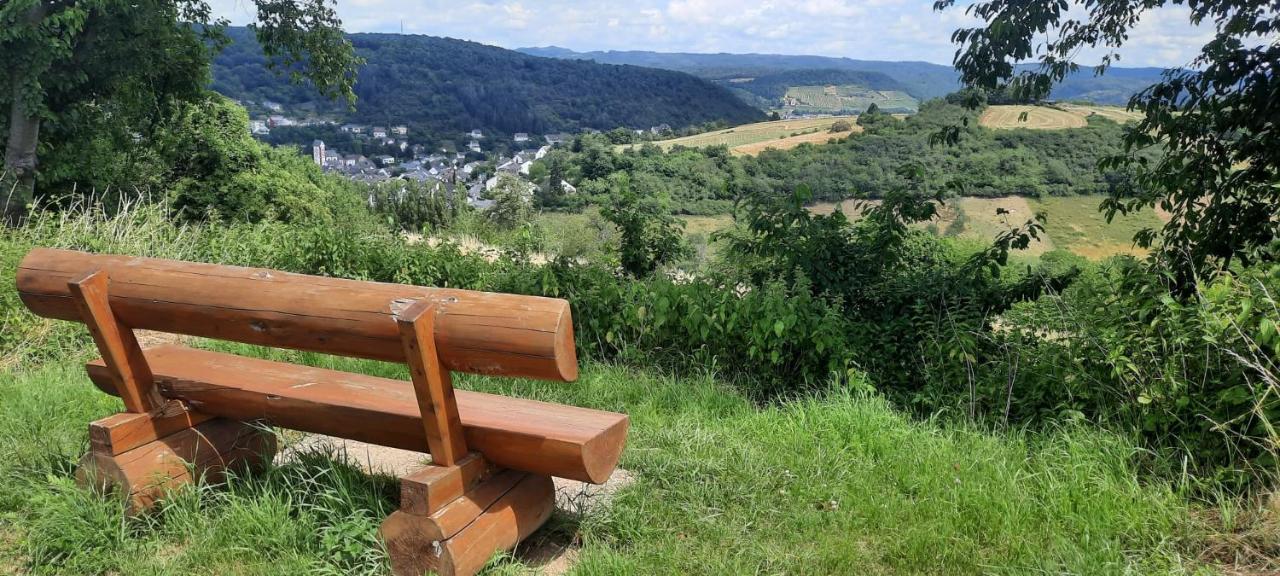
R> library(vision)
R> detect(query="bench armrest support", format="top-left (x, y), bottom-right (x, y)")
top-left (395, 300), bottom-right (468, 466)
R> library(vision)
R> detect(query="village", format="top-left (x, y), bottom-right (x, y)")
top-left (247, 102), bottom-right (581, 209)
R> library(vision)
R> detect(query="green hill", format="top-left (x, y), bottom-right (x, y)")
top-left (212, 28), bottom-right (764, 147)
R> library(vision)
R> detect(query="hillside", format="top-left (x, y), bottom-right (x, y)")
top-left (721, 69), bottom-right (918, 113)
top-left (212, 28), bottom-right (764, 146)
top-left (517, 47), bottom-right (1168, 105)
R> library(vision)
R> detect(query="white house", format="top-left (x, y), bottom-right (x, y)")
top-left (468, 129), bottom-right (484, 139)
top-left (391, 125), bottom-right (408, 136)
top-left (372, 126), bottom-right (388, 139)
top-left (513, 132), bottom-right (530, 143)
top-left (468, 140), bottom-right (482, 152)
top-left (311, 140), bottom-right (325, 166)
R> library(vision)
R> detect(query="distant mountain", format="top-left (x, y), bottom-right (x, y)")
top-left (517, 47), bottom-right (1168, 106)
top-left (516, 47), bottom-right (961, 100)
top-left (212, 29), bottom-right (764, 146)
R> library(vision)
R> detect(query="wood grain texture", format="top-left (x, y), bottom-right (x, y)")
top-left (20, 248), bottom-right (578, 381)
top-left (381, 473), bottom-right (555, 576)
top-left (77, 418), bottom-right (276, 515)
top-left (400, 453), bottom-right (492, 516)
top-left (396, 301), bottom-right (468, 465)
top-left (89, 401), bottom-right (214, 455)
top-left (86, 345), bottom-right (629, 483)
top-left (66, 270), bottom-right (162, 412)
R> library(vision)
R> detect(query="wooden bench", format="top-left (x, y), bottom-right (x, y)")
top-left (17, 248), bottom-right (629, 576)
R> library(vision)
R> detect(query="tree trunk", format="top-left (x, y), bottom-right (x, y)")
top-left (3, 85), bottom-right (40, 225)
top-left (3, 2), bottom-right (46, 226)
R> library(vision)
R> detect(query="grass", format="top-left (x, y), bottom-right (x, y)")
top-left (0, 343), bottom-right (1210, 574)
top-left (979, 105), bottom-right (1089, 130)
top-left (621, 117), bottom-right (857, 153)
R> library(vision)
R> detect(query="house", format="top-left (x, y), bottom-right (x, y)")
top-left (376, 155), bottom-right (397, 167)
top-left (372, 127), bottom-right (388, 139)
top-left (649, 123), bottom-right (672, 134)
top-left (535, 145), bottom-right (551, 160)
top-left (513, 132), bottom-right (530, 143)
top-left (268, 115), bottom-right (295, 127)
top-left (250, 119), bottom-right (270, 135)
top-left (545, 133), bottom-right (570, 146)
top-left (391, 125), bottom-right (408, 136)
top-left (468, 129), bottom-right (484, 139)
top-left (468, 140), bottom-right (482, 152)
top-left (341, 124), bottom-right (367, 134)
top-left (397, 140), bottom-right (409, 152)
top-left (455, 152), bottom-right (467, 161)
top-left (380, 137), bottom-right (396, 146)
top-left (262, 100), bottom-right (283, 112)
top-left (311, 140), bottom-right (325, 166)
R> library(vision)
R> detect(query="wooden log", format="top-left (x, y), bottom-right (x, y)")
top-left (77, 418), bottom-right (276, 514)
top-left (18, 248), bottom-right (578, 381)
top-left (89, 401), bottom-right (214, 456)
top-left (400, 452), bottom-right (492, 516)
top-left (381, 473), bottom-right (555, 576)
top-left (87, 345), bottom-right (628, 484)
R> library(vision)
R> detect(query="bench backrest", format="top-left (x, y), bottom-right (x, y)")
top-left (17, 248), bottom-right (577, 381)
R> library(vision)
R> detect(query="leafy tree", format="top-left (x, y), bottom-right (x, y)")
top-left (0, 0), bottom-right (359, 223)
top-left (937, 0), bottom-right (1280, 290)
top-left (485, 173), bottom-right (534, 229)
top-left (158, 95), bottom-right (364, 223)
top-left (369, 179), bottom-right (468, 233)
top-left (600, 173), bottom-right (689, 277)
top-left (829, 120), bottom-right (853, 133)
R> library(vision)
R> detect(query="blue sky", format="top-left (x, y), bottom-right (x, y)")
top-left (208, 0), bottom-right (1216, 67)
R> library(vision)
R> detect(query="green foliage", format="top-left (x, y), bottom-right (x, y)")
top-left (0, 1), bottom-right (360, 220)
top-left (971, 261), bottom-right (1280, 490)
top-left (939, 0), bottom-right (1280, 290)
top-left (600, 173), bottom-right (690, 277)
top-left (485, 174), bottom-right (535, 230)
top-left (828, 120), bottom-right (853, 133)
top-left (159, 96), bottom-right (367, 224)
top-left (556, 102), bottom-right (1145, 215)
top-left (211, 27), bottom-right (764, 150)
top-left (367, 179), bottom-right (469, 233)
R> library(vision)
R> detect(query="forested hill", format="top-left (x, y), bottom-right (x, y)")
top-left (211, 28), bottom-right (764, 141)
top-left (517, 47), bottom-right (1168, 105)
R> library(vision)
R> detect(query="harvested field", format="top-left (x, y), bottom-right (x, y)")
top-left (624, 116), bottom-right (857, 152)
top-left (979, 105), bottom-right (1088, 130)
top-left (1059, 103), bottom-right (1144, 124)
top-left (731, 128), bottom-right (858, 156)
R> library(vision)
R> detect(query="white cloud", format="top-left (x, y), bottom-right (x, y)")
top-left (205, 0), bottom-right (1216, 67)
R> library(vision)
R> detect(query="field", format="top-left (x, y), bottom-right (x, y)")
top-left (979, 105), bottom-right (1088, 130)
top-left (731, 129), bottom-right (856, 156)
top-left (1060, 103), bottom-right (1144, 124)
top-left (624, 117), bottom-right (858, 153)
top-left (810, 195), bottom-right (1163, 260)
top-left (778, 85), bottom-right (919, 115)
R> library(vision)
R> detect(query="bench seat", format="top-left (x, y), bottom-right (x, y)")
top-left (86, 345), bottom-right (627, 483)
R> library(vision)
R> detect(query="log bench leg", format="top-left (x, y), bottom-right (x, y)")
top-left (77, 417), bottom-right (276, 515)
top-left (381, 454), bottom-right (555, 576)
